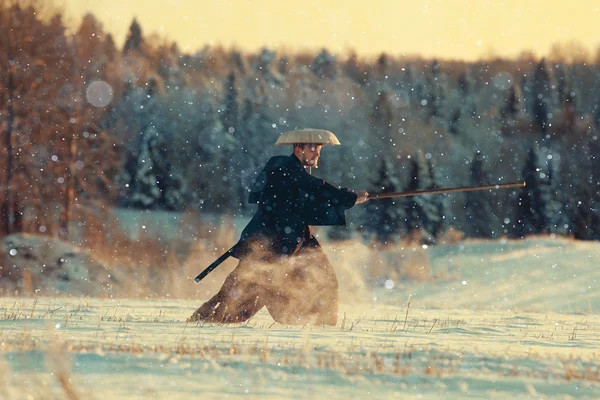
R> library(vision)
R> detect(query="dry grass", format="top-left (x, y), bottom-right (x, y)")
top-left (1, 297), bottom-right (600, 400)
top-left (68, 206), bottom-right (241, 298)
top-left (0, 336), bottom-right (93, 400)
top-left (46, 341), bottom-right (88, 400)
top-left (76, 206), bottom-right (174, 271)
top-left (365, 241), bottom-right (433, 283)
top-left (2, 200), bottom-right (451, 300)
top-left (437, 227), bottom-right (465, 245)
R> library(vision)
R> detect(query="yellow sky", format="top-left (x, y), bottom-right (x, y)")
top-left (62, 0), bottom-right (600, 61)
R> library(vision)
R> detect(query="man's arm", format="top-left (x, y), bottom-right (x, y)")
top-left (295, 176), bottom-right (368, 226)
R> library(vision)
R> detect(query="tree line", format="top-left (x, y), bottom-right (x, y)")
top-left (1, 0), bottom-right (600, 244)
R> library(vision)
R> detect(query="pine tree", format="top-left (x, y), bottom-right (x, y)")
top-left (564, 141), bottom-right (599, 239)
top-left (221, 71), bottom-right (240, 134)
top-left (127, 126), bottom-right (162, 209)
top-left (218, 71), bottom-right (245, 213)
top-left (515, 147), bottom-right (546, 237)
top-left (568, 177), bottom-right (595, 240)
top-left (402, 65), bottom-right (420, 106)
top-left (76, 13), bottom-right (109, 82)
top-left (255, 48), bottom-right (281, 84)
top-left (562, 88), bottom-right (578, 132)
top-left (588, 139), bottom-right (600, 239)
top-left (242, 97), bottom-right (274, 163)
top-left (403, 158), bottom-right (426, 240)
top-left (124, 124), bottom-right (186, 210)
top-left (554, 64), bottom-right (569, 107)
top-left (186, 104), bottom-right (236, 212)
top-left (362, 157), bottom-right (405, 243)
top-left (424, 60), bottom-right (446, 119)
top-left (342, 51), bottom-right (363, 85)
top-left (123, 18), bottom-right (143, 54)
top-left (158, 43), bottom-right (186, 89)
top-left (311, 49), bottom-right (337, 79)
top-left (369, 91), bottom-right (394, 151)
top-left (238, 95), bottom-right (277, 213)
top-left (127, 127), bottom-right (185, 210)
top-left (102, 79), bottom-right (147, 137)
top-left (448, 109), bottom-right (462, 136)
top-left (416, 154), bottom-right (447, 240)
top-left (403, 154), bottom-right (446, 243)
top-left (376, 53), bottom-right (390, 78)
top-left (278, 55), bottom-right (290, 75)
top-left (503, 84), bottom-right (523, 118)
top-left (531, 58), bottom-right (553, 135)
top-left (457, 69), bottom-right (477, 118)
top-left (231, 50), bottom-right (248, 74)
top-left (119, 78), bottom-right (185, 210)
top-left (464, 152), bottom-right (495, 237)
top-left (541, 145), bottom-right (569, 235)
top-left (103, 34), bottom-right (118, 63)
top-left (519, 74), bottom-right (531, 118)
top-left (500, 83), bottom-right (523, 135)
top-left (447, 69), bottom-right (476, 136)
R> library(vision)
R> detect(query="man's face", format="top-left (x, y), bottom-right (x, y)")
top-left (295, 143), bottom-right (323, 167)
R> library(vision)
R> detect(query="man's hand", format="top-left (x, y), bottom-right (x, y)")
top-left (354, 190), bottom-right (369, 204)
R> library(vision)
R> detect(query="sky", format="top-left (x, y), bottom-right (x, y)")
top-left (62, 0), bottom-right (600, 61)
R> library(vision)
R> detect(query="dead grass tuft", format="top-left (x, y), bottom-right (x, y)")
top-left (367, 241), bottom-right (432, 283)
top-left (71, 205), bottom-right (241, 298)
top-left (437, 227), bottom-right (465, 245)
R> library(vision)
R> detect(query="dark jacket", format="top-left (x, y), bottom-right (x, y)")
top-left (231, 154), bottom-right (357, 259)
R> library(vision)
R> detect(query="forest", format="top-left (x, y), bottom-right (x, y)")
top-left (2, 0), bottom-right (600, 250)
top-left (3, 3), bottom-right (600, 398)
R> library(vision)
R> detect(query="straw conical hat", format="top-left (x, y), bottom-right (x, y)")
top-left (274, 128), bottom-right (341, 146)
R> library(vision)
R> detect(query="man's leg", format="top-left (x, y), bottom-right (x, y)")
top-left (265, 238), bottom-right (339, 326)
top-left (188, 259), bottom-right (265, 323)
top-left (302, 240), bottom-right (339, 326)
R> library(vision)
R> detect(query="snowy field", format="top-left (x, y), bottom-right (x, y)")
top-left (2, 237), bottom-right (600, 399)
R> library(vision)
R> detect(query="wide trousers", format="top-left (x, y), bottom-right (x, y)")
top-left (188, 238), bottom-right (339, 326)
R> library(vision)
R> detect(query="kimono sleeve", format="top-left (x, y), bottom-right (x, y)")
top-left (298, 175), bottom-right (358, 226)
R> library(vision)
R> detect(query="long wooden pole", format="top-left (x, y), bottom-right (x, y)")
top-left (368, 182), bottom-right (525, 200)
top-left (194, 181), bottom-right (526, 284)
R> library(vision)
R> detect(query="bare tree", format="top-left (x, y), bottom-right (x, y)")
top-left (0, 1), bottom-right (119, 238)
top-left (0, 0), bottom-right (69, 234)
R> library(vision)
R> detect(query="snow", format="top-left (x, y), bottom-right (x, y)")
top-left (2, 236), bottom-right (600, 399)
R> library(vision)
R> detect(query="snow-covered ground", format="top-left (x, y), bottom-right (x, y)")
top-left (2, 236), bottom-right (600, 399)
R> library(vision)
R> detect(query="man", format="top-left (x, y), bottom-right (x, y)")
top-left (188, 128), bottom-right (368, 326)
